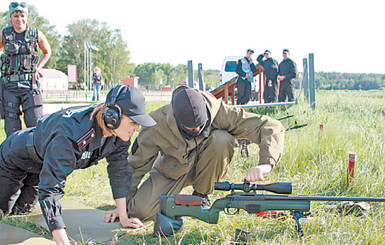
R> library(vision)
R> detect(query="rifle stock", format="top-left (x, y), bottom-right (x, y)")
top-left (160, 194), bottom-right (310, 223)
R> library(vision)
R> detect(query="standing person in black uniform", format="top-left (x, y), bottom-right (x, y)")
top-left (0, 85), bottom-right (156, 245)
top-left (257, 50), bottom-right (279, 103)
top-left (235, 49), bottom-right (257, 105)
top-left (277, 49), bottom-right (297, 102)
top-left (0, 2), bottom-right (51, 137)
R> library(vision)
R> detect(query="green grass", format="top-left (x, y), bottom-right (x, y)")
top-left (1, 90), bottom-right (385, 244)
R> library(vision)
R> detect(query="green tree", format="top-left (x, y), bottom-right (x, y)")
top-left (158, 63), bottom-right (173, 84)
top-left (169, 64), bottom-right (188, 87)
top-left (315, 72), bottom-right (384, 90)
top-left (57, 19), bottom-right (94, 84)
top-left (92, 22), bottom-right (133, 87)
top-left (135, 63), bottom-right (157, 87)
top-left (203, 69), bottom-right (220, 90)
top-left (59, 19), bottom-right (131, 86)
top-left (151, 69), bottom-right (167, 88)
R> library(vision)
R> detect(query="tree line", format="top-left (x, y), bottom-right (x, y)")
top-left (315, 72), bottom-right (385, 90)
top-left (1, 6), bottom-right (383, 91)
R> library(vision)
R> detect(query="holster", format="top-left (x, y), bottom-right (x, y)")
top-left (31, 73), bottom-right (43, 106)
top-left (0, 83), bottom-right (5, 119)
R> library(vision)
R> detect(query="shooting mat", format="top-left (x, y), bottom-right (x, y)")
top-left (13, 201), bottom-right (152, 243)
top-left (0, 223), bottom-right (55, 245)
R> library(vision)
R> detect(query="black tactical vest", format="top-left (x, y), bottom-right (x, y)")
top-left (1, 26), bottom-right (39, 82)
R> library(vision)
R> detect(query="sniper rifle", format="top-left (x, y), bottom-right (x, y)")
top-left (155, 181), bottom-right (385, 238)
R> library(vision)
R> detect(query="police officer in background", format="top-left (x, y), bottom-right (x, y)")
top-left (0, 85), bottom-right (156, 245)
top-left (277, 49), bottom-right (297, 102)
top-left (257, 50), bottom-right (279, 103)
top-left (0, 2), bottom-right (51, 136)
top-left (235, 49), bottom-right (257, 105)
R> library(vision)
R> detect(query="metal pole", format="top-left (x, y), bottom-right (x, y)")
top-left (84, 42), bottom-right (86, 90)
top-left (86, 46), bottom-right (89, 91)
top-left (89, 50), bottom-right (92, 91)
top-left (259, 72), bottom-right (263, 103)
top-left (86, 46), bottom-right (88, 91)
top-left (198, 63), bottom-right (204, 91)
top-left (188, 60), bottom-right (193, 88)
top-left (302, 58), bottom-right (309, 101)
top-left (110, 55), bottom-right (113, 88)
top-left (309, 53), bottom-right (315, 110)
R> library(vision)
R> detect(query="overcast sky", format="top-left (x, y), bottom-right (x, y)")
top-left (1, 0), bottom-right (383, 73)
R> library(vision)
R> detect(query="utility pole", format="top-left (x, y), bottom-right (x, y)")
top-left (198, 63), bottom-right (204, 91)
top-left (309, 53), bottom-right (315, 110)
top-left (303, 58), bottom-right (309, 101)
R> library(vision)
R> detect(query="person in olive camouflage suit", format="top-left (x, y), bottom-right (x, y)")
top-left (104, 85), bottom-right (285, 226)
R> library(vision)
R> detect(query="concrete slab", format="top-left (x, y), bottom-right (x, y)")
top-left (23, 201), bottom-right (152, 243)
top-left (0, 223), bottom-right (55, 245)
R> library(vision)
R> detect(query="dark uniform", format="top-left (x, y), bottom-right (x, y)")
top-left (257, 54), bottom-right (279, 103)
top-left (0, 105), bottom-right (132, 232)
top-left (278, 58), bottom-right (297, 102)
top-left (0, 26), bottom-right (43, 136)
top-left (235, 57), bottom-right (257, 105)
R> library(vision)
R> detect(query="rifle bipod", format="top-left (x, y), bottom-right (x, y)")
top-left (290, 211), bottom-right (311, 239)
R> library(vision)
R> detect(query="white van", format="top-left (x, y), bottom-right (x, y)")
top-left (219, 56), bottom-right (242, 85)
top-left (219, 56), bottom-right (259, 95)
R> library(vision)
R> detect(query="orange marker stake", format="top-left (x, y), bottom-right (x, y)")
top-left (347, 152), bottom-right (356, 187)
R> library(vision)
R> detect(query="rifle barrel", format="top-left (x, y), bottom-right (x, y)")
top-left (285, 124), bottom-right (308, 131)
top-left (277, 115), bottom-right (294, 120)
top-left (264, 195), bottom-right (385, 202)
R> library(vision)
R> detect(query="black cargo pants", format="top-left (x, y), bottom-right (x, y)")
top-left (278, 80), bottom-right (295, 102)
top-left (2, 87), bottom-right (43, 137)
top-left (237, 78), bottom-right (251, 105)
top-left (263, 79), bottom-right (278, 103)
top-left (0, 161), bottom-right (39, 217)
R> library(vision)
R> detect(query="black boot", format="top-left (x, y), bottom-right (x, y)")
top-left (153, 212), bottom-right (184, 237)
top-left (192, 190), bottom-right (212, 209)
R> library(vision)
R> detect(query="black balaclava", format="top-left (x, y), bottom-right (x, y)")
top-left (172, 88), bottom-right (209, 138)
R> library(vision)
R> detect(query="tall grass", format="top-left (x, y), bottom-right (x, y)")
top-left (1, 90), bottom-right (385, 244)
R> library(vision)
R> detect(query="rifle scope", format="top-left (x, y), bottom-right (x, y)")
top-left (215, 181), bottom-right (292, 194)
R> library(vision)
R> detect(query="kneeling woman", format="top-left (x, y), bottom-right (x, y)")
top-left (0, 85), bottom-right (155, 245)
